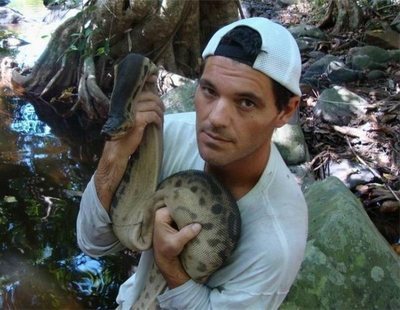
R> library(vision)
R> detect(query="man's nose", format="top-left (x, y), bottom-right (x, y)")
top-left (208, 98), bottom-right (231, 128)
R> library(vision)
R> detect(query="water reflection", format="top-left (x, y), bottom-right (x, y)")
top-left (0, 97), bottom-right (134, 308)
top-left (11, 102), bottom-right (51, 136)
top-left (0, 2), bottom-right (137, 308)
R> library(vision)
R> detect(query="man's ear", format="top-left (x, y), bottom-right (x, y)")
top-left (275, 96), bottom-right (300, 128)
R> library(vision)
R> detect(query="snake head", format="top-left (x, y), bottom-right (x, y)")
top-left (101, 53), bottom-right (158, 140)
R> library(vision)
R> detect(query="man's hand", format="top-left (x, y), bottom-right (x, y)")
top-left (153, 207), bottom-right (202, 288)
top-left (94, 75), bottom-right (164, 212)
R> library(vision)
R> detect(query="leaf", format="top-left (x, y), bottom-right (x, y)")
top-left (4, 196), bottom-right (17, 203)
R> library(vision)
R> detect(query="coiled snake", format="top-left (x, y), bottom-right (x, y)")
top-left (101, 53), bottom-right (241, 309)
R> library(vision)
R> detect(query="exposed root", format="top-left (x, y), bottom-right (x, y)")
top-left (75, 69), bottom-right (96, 119)
top-left (73, 56), bottom-right (110, 121)
top-left (83, 56), bottom-right (110, 119)
top-left (39, 53), bottom-right (78, 100)
top-left (40, 55), bottom-right (68, 98)
top-left (317, 0), bottom-right (335, 29)
top-left (331, 0), bottom-right (363, 34)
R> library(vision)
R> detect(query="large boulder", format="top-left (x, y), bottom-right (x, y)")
top-left (272, 124), bottom-right (309, 165)
top-left (282, 177), bottom-right (400, 309)
top-left (301, 55), bottom-right (363, 89)
top-left (346, 45), bottom-right (400, 70)
top-left (314, 86), bottom-right (369, 126)
top-left (289, 24), bottom-right (328, 53)
top-left (364, 29), bottom-right (400, 49)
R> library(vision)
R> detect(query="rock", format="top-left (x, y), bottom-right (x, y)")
top-left (388, 49), bottom-right (400, 62)
top-left (364, 28), bottom-right (400, 49)
top-left (301, 55), bottom-right (340, 87)
top-left (289, 24), bottom-right (328, 40)
top-left (272, 124), bottom-right (309, 165)
top-left (350, 54), bottom-right (387, 70)
top-left (0, 0), bottom-right (9, 6)
top-left (301, 54), bottom-right (363, 88)
top-left (325, 60), bottom-right (364, 84)
top-left (295, 37), bottom-right (319, 53)
top-left (347, 45), bottom-right (391, 70)
top-left (281, 177), bottom-right (400, 309)
top-left (326, 158), bottom-right (377, 189)
top-left (366, 69), bottom-right (386, 80)
top-left (289, 24), bottom-right (328, 53)
top-left (315, 86), bottom-right (369, 126)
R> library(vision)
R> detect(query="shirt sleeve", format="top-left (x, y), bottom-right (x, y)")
top-left (76, 174), bottom-right (125, 257)
top-left (157, 280), bottom-right (285, 310)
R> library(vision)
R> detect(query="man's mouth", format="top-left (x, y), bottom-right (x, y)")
top-left (202, 130), bottom-right (232, 143)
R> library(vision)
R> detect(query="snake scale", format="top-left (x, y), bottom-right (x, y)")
top-left (101, 53), bottom-right (241, 309)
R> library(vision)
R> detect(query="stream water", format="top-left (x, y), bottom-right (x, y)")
top-left (0, 1), bottom-right (134, 308)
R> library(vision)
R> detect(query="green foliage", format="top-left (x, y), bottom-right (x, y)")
top-left (66, 3), bottom-right (110, 58)
top-left (95, 38), bottom-right (110, 56)
top-left (310, 0), bottom-right (326, 7)
top-left (25, 199), bottom-right (41, 218)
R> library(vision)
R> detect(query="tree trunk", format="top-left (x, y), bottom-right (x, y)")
top-left (7, 0), bottom-right (239, 160)
top-left (319, 0), bottom-right (363, 34)
top-left (332, 0), bottom-right (363, 34)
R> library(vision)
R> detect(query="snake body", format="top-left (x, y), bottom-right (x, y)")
top-left (102, 53), bottom-right (241, 307)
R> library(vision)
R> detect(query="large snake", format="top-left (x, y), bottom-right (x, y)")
top-left (101, 53), bottom-right (241, 309)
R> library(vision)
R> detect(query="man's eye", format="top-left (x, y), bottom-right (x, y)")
top-left (202, 86), bottom-right (216, 97)
top-left (239, 99), bottom-right (255, 109)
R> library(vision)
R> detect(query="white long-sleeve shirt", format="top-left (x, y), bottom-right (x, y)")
top-left (77, 112), bottom-right (308, 309)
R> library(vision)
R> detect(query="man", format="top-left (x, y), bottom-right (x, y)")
top-left (77, 17), bottom-right (308, 309)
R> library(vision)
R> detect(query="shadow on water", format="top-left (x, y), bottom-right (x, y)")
top-left (0, 96), bottom-right (137, 309)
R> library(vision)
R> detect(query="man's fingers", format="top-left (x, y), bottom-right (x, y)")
top-left (132, 90), bottom-right (164, 131)
top-left (136, 110), bottom-right (163, 129)
top-left (175, 223), bottom-right (202, 245)
top-left (155, 207), bottom-right (173, 225)
top-left (136, 92), bottom-right (164, 110)
top-left (154, 208), bottom-right (202, 253)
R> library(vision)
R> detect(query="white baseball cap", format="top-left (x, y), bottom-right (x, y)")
top-left (202, 17), bottom-right (302, 96)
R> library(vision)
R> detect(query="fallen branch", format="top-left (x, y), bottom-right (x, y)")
top-left (333, 125), bottom-right (375, 143)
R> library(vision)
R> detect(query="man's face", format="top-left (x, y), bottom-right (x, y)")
top-left (195, 56), bottom-right (290, 169)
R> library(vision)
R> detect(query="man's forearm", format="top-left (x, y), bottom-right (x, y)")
top-left (94, 142), bottom-right (130, 212)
